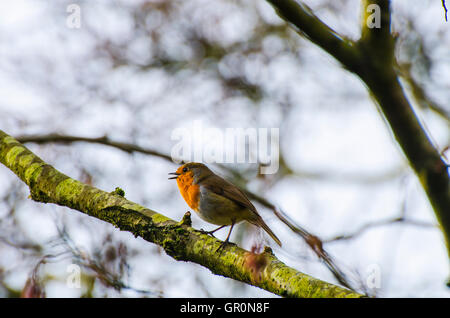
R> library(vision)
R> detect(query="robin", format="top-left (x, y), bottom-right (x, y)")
top-left (169, 162), bottom-right (282, 249)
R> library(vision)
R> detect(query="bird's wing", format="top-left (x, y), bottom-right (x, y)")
top-left (201, 174), bottom-right (259, 215)
top-left (201, 174), bottom-right (282, 246)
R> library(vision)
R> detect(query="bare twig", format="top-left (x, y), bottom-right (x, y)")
top-left (323, 217), bottom-right (437, 243)
top-left (243, 190), bottom-right (356, 291)
top-left (443, 0), bottom-right (448, 21)
top-left (16, 133), bottom-right (172, 162)
top-left (396, 62), bottom-right (450, 121)
top-left (268, 0), bottom-right (450, 264)
top-left (55, 227), bottom-right (161, 296)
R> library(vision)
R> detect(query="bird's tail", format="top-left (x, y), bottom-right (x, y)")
top-left (255, 217), bottom-right (282, 247)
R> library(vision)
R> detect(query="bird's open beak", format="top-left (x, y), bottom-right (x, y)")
top-left (168, 172), bottom-right (180, 180)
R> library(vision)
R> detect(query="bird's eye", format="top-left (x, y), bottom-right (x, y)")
top-left (182, 167), bottom-right (188, 173)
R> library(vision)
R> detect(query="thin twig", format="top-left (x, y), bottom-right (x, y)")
top-left (323, 217), bottom-right (437, 243)
top-left (16, 133), bottom-right (173, 162)
top-left (55, 225), bottom-right (161, 296)
top-left (244, 190), bottom-right (355, 291)
top-left (443, 0), bottom-right (448, 21)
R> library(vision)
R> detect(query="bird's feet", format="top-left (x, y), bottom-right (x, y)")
top-left (216, 239), bottom-right (236, 253)
top-left (199, 228), bottom-right (217, 238)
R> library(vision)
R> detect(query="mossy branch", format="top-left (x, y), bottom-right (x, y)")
top-left (0, 129), bottom-right (363, 298)
top-left (266, 0), bottom-right (359, 68)
top-left (267, 0), bottom-right (450, 262)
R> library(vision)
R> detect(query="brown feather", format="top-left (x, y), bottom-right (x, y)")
top-left (200, 174), bottom-right (282, 246)
top-left (201, 174), bottom-right (258, 214)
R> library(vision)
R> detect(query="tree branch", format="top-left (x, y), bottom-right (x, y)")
top-left (267, 0), bottom-right (450, 262)
top-left (266, 0), bottom-right (359, 68)
top-left (396, 62), bottom-right (450, 121)
top-left (15, 133), bottom-right (172, 161)
top-left (0, 129), bottom-right (364, 298)
top-left (323, 217), bottom-right (437, 243)
top-left (17, 133), bottom-right (406, 184)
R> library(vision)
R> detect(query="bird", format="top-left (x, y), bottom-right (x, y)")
top-left (169, 162), bottom-right (281, 249)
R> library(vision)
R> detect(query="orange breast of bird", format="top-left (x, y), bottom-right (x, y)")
top-left (176, 171), bottom-right (200, 211)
